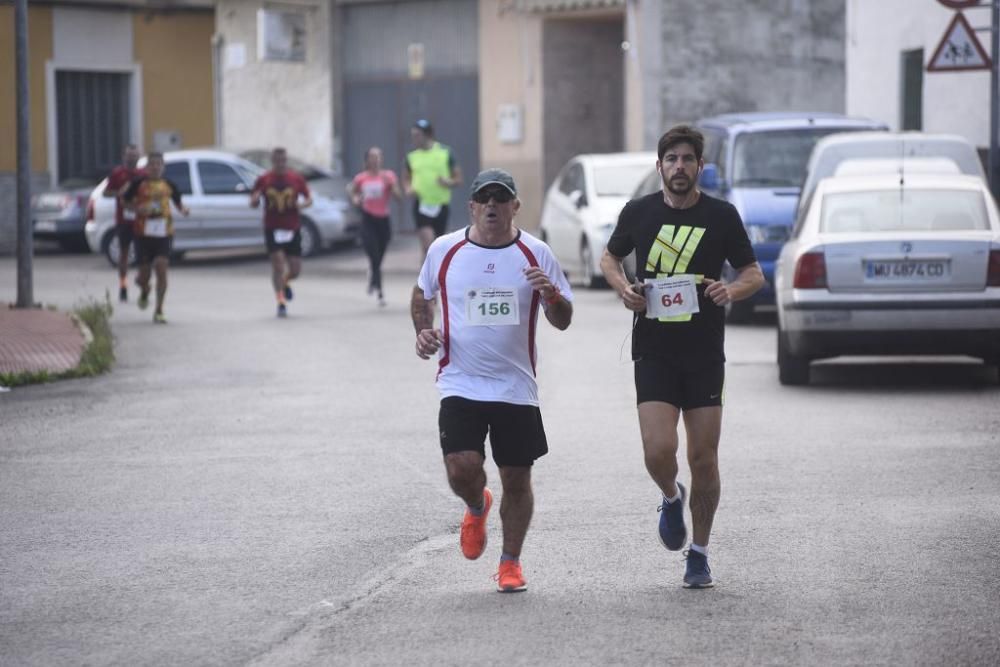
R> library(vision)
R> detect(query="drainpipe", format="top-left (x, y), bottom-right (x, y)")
top-left (990, 0), bottom-right (999, 198)
top-left (211, 32), bottom-right (224, 147)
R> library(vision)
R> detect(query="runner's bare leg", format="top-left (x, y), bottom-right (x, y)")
top-left (683, 406), bottom-right (722, 547)
top-left (153, 256), bottom-right (168, 313)
top-left (637, 401), bottom-right (682, 499)
top-left (498, 466), bottom-right (533, 558)
top-left (444, 451), bottom-right (487, 506)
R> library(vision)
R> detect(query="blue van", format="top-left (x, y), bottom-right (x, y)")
top-left (694, 112), bottom-right (887, 321)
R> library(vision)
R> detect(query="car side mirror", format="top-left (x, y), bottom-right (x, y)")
top-left (569, 189), bottom-right (587, 209)
top-left (699, 163), bottom-right (721, 191)
top-left (235, 183), bottom-right (249, 193)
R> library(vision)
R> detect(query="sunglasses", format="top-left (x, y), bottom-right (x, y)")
top-left (472, 188), bottom-right (515, 204)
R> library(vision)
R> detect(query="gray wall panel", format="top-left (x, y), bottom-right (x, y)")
top-left (341, 0), bottom-right (480, 232)
top-left (659, 0), bottom-right (846, 124)
top-left (342, 0), bottom-right (478, 79)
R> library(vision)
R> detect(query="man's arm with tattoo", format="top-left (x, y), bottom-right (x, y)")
top-left (411, 285), bottom-right (442, 360)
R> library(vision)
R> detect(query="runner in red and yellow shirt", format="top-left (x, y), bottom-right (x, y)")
top-left (103, 144), bottom-right (146, 302)
top-left (122, 152), bottom-right (189, 324)
top-left (250, 147), bottom-right (312, 318)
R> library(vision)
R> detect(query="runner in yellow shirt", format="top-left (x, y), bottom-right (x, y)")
top-left (403, 119), bottom-right (462, 260)
top-left (122, 152), bottom-right (190, 324)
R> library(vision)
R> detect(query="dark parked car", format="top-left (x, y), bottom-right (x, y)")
top-left (31, 180), bottom-right (98, 251)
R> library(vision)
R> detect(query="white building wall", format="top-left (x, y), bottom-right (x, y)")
top-left (846, 0), bottom-right (994, 149)
top-left (215, 0), bottom-right (334, 169)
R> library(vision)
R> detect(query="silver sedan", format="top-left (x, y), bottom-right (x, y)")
top-left (775, 172), bottom-right (1000, 385)
top-left (85, 149), bottom-right (358, 266)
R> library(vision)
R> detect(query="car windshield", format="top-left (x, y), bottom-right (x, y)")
top-left (593, 164), bottom-right (653, 197)
top-left (733, 128), bottom-right (844, 187)
top-left (821, 189), bottom-right (989, 233)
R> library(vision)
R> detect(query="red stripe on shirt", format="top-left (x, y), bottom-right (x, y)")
top-left (436, 239), bottom-right (469, 378)
top-left (515, 239), bottom-right (541, 375)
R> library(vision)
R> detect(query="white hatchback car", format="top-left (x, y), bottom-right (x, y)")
top-left (775, 172), bottom-right (1000, 385)
top-left (540, 152), bottom-right (655, 287)
top-left (85, 149), bottom-right (358, 266)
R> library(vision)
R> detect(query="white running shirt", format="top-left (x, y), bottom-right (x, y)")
top-left (418, 227), bottom-right (573, 406)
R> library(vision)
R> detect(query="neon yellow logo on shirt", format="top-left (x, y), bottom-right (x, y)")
top-left (645, 225), bottom-right (705, 322)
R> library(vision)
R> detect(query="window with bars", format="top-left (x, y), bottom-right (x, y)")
top-left (55, 70), bottom-right (131, 185)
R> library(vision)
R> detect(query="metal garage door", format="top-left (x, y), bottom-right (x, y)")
top-left (341, 0), bottom-right (479, 232)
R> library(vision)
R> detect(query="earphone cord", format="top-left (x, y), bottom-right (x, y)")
top-left (618, 312), bottom-right (641, 364)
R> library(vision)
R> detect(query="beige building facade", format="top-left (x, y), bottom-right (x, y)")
top-left (1, 0), bottom-right (216, 253)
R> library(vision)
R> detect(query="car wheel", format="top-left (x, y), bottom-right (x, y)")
top-left (580, 240), bottom-right (606, 289)
top-left (777, 330), bottom-right (810, 386)
top-left (725, 298), bottom-right (755, 324)
top-left (299, 219), bottom-right (321, 258)
top-left (102, 231), bottom-right (136, 268)
top-left (985, 355), bottom-right (1000, 385)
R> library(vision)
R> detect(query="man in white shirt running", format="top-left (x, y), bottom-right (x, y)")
top-left (411, 168), bottom-right (573, 593)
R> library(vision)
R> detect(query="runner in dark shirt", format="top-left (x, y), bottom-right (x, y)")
top-left (251, 147), bottom-right (312, 318)
top-left (601, 125), bottom-right (764, 589)
top-left (103, 144), bottom-right (146, 302)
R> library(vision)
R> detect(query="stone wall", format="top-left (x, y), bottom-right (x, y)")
top-left (659, 0), bottom-right (846, 125)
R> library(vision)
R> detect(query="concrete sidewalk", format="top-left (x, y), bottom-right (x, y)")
top-left (0, 307), bottom-right (86, 378)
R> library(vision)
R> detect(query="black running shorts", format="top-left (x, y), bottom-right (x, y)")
top-left (634, 357), bottom-right (725, 410)
top-left (438, 396), bottom-right (548, 467)
top-left (265, 228), bottom-right (302, 256)
top-left (116, 224), bottom-right (134, 247)
top-left (136, 236), bottom-right (172, 264)
top-left (413, 201), bottom-right (449, 237)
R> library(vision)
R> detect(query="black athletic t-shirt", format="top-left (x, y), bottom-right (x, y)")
top-left (606, 191), bottom-right (756, 366)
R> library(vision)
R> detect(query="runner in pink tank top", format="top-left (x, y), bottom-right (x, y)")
top-left (349, 147), bottom-right (402, 306)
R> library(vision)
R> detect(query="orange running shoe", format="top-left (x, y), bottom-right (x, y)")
top-left (495, 560), bottom-right (527, 593)
top-left (460, 488), bottom-right (493, 560)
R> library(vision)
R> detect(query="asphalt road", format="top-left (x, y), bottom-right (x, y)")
top-left (2, 240), bottom-right (999, 666)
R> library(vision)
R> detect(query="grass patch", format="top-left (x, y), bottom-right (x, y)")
top-left (0, 295), bottom-right (115, 387)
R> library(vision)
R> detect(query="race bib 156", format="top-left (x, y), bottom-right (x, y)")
top-left (466, 287), bottom-right (520, 326)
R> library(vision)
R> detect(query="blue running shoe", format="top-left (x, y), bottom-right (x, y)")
top-left (657, 481), bottom-right (687, 551)
top-left (683, 549), bottom-right (713, 588)
top-left (277, 303), bottom-right (288, 318)
top-left (284, 284), bottom-right (294, 301)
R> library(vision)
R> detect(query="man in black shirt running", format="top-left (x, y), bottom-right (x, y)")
top-left (600, 125), bottom-right (764, 588)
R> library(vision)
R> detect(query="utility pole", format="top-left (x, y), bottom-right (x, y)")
top-left (15, 0), bottom-right (33, 308)
top-left (991, 0), bottom-right (999, 197)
